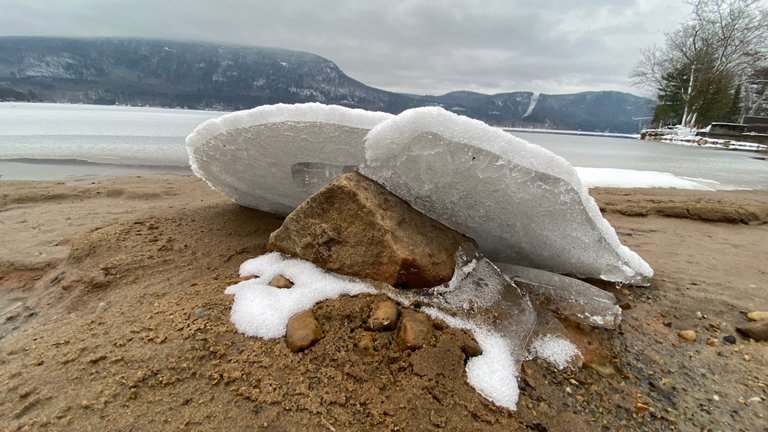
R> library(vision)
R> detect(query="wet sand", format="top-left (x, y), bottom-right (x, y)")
top-left (1, 175), bottom-right (767, 431)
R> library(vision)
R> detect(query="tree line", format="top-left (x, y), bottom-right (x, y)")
top-left (632, 0), bottom-right (768, 128)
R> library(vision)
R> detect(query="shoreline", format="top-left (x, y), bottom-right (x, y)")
top-left (1, 175), bottom-right (767, 430)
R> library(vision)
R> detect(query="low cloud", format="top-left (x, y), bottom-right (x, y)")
top-left (0, 0), bottom-right (691, 95)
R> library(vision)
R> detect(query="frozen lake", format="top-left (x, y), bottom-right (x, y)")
top-left (1, 102), bottom-right (767, 188)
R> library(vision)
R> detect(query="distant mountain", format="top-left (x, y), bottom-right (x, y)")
top-left (0, 37), bottom-right (653, 133)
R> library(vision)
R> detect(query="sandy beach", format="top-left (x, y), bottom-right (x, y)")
top-left (1, 174), bottom-right (767, 431)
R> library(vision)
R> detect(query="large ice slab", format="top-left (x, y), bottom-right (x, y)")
top-left (186, 103), bottom-right (392, 215)
top-left (360, 107), bottom-right (653, 285)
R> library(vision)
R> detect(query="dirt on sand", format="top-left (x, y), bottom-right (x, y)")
top-left (1, 175), bottom-right (767, 431)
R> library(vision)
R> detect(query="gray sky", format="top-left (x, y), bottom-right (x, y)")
top-left (0, 0), bottom-right (694, 96)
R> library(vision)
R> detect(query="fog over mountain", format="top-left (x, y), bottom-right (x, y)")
top-left (0, 37), bottom-right (653, 133)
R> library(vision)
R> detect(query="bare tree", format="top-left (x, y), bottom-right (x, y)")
top-left (631, 0), bottom-right (768, 127)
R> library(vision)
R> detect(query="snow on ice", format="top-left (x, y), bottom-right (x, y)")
top-left (360, 107), bottom-right (652, 285)
top-left (186, 103), bottom-right (392, 215)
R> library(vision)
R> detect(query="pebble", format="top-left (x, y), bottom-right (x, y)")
top-left (460, 337), bottom-right (483, 358)
top-left (746, 311), bottom-right (768, 321)
top-left (712, 395), bottom-right (720, 401)
top-left (678, 330), bottom-right (697, 342)
top-left (355, 332), bottom-right (375, 356)
top-left (269, 274), bottom-right (294, 289)
top-left (706, 338), bottom-right (718, 346)
top-left (285, 310), bottom-right (323, 352)
top-left (367, 300), bottom-right (399, 331)
top-left (96, 302), bottom-right (108, 314)
top-left (695, 311), bottom-right (703, 319)
top-left (736, 320), bottom-right (768, 341)
top-left (722, 335), bottom-right (737, 344)
top-left (395, 311), bottom-right (432, 351)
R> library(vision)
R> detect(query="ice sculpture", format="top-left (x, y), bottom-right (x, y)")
top-left (360, 107), bottom-right (653, 285)
top-left (186, 103), bottom-right (392, 215)
top-left (496, 263), bottom-right (622, 329)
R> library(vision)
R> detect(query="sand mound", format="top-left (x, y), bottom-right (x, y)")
top-left (2, 176), bottom-right (767, 431)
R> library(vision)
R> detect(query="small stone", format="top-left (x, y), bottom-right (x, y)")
top-left (746, 311), bottom-right (768, 321)
top-left (736, 320), bottom-right (768, 341)
top-left (367, 300), bottom-right (399, 331)
top-left (635, 402), bottom-right (652, 412)
top-left (460, 337), bottom-right (483, 358)
top-left (722, 335), bottom-right (737, 344)
top-left (285, 310), bottom-right (323, 352)
top-left (395, 310), bottom-right (432, 351)
top-left (695, 311), bottom-right (703, 319)
top-left (96, 302), bottom-right (108, 314)
top-left (678, 330), bottom-right (697, 342)
top-left (585, 361), bottom-right (616, 377)
top-left (743, 354), bottom-right (751, 362)
top-left (619, 302), bottom-right (632, 310)
top-left (712, 395), bottom-right (720, 401)
top-left (269, 274), bottom-right (293, 289)
top-left (355, 332), bottom-right (375, 356)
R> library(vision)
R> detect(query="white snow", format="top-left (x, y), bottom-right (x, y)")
top-left (421, 307), bottom-right (522, 411)
top-left (523, 92), bottom-right (539, 118)
top-left (528, 335), bottom-right (581, 370)
top-left (186, 103), bottom-right (392, 214)
top-left (361, 107), bottom-right (653, 285)
top-left (225, 253), bottom-right (525, 411)
top-left (225, 252), bottom-right (375, 338)
top-left (575, 167), bottom-right (716, 190)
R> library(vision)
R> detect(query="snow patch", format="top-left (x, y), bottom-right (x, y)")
top-left (225, 252), bottom-right (375, 338)
top-left (421, 307), bottom-right (522, 411)
top-left (523, 92), bottom-right (539, 118)
top-left (575, 167), bottom-right (715, 190)
top-left (528, 334), bottom-right (580, 370)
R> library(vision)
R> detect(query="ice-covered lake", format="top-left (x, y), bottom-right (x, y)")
top-left (1, 102), bottom-right (767, 189)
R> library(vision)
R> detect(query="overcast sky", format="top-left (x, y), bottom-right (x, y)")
top-left (0, 0), bottom-right (696, 96)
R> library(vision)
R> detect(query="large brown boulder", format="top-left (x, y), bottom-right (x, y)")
top-left (267, 172), bottom-right (473, 288)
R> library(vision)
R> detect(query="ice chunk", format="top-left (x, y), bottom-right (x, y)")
top-left (496, 263), bottom-right (622, 329)
top-left (186, 103), bottom-right (392, 215)
top-left (226, 252), bottom-right (375, 338)
top-left (360, 107), bottom-right (653, 285)
top-left (383, 243), bottom-right (537, 410)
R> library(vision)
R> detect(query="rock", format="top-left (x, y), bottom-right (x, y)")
top-left (396, 310), bottom-right (432, 350)
top-left (706, 338), bottom-right (718, 346)
top-left (269, 274), bottom-right (294, 289)
top-left (285, 310), bottom-right (323, 352)
top-left (722, 335), bottom-right (737, 344)
top-left (460, 337), bottom-right (483, 358)
top-left (267, 172), bottom-right (473, 289)
top-left (678, 330), bottom-right (697, 341)
top-left (736, 320), bottom-right (768, 341)
top-left (355, 332), bottom-right (375, 356)
top-left (585, 362), bottom-right (617, 377)
top-left (367, 300), bottom-right (399, 331)
top-left (747, 311), bottom-right (768, 321)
